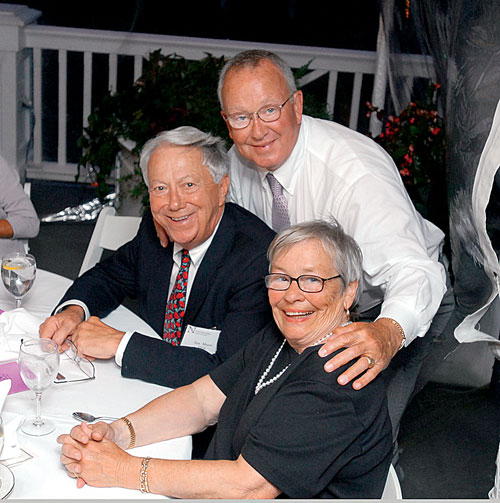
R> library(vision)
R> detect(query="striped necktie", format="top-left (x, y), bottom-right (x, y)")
top-left (266, 172), bottom-right (291, 233)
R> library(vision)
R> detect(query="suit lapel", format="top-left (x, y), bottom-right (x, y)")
top-left (183, 206), bottom-right (236, 328)
top-left (149, 242), bottom-right (175, 335)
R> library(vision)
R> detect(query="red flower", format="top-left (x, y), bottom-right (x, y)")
top-left (431, 127), bottom-right (441, 135)
top-left (403, 153), bottom-right (414, 164)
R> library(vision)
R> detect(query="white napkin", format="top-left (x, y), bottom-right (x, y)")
top-left (0, 308), bottom-right (42, 361)
top-left (0, 380), bottom-right (22, 461)
top-left (0, 379), bottom-right (10, 411)
top-left (0, 415), bottom-right (23, 461)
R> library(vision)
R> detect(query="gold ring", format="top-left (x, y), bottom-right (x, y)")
top-left (365, 356), bottom-right (375, 369)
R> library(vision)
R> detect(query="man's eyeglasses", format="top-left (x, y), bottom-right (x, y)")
top-left (222, 93), bottom-right (295, 129)
top-left (265, 273), bottom-right (341, 293)
top-left (54, 339), bottom-right (95, 384)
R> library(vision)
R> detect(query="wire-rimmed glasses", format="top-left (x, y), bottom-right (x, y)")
top-left (54, 339), bottom-right (95, 384)
top-left (222, 93), bottom-right (295, 129)
top-left (265, 273), bottom-right (341, 293)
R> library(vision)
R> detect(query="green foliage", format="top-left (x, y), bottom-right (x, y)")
top-left (78, 51), bottom-right (330, 205)
top-left (77, 51), bottom-right (228, 202)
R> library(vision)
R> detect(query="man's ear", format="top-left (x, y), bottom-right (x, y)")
top-left (218, 174), bottom-right (230, 204)
top-left (221, 110), bottom-right (234, 141)
top-left (293, 90), bottom-right (304, 125)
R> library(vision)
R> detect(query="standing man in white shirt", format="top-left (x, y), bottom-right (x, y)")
top-left (214, 49), bottom-right (454, 438)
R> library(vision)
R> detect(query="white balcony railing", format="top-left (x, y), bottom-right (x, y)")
top-left (0, 4), bottom-right (434, 183)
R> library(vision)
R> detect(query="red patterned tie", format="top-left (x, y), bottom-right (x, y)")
top-left (163, 249), bottom-right (191, 345)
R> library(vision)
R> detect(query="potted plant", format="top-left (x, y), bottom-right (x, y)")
top-left (366, 83), bottom-right (448, 231)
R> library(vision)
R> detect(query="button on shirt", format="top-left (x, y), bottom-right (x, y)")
top-left (227, 115), bottom-right (447, 345)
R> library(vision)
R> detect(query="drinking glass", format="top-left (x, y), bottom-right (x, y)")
top-left (18, 339), bottom-right (59, 436)
top-left (1, 253), bottom-right (36, 308)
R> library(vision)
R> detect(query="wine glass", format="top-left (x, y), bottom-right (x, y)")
top-left (1, 253), bottom-right (36, 308)
top-left (18, 338), bottom-right (59, 436)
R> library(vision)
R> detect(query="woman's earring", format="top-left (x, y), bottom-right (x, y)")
top-left (345, 307), bottom-right (350, 320)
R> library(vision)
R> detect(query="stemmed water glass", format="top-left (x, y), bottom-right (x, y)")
top-left (1, 253), bottom-right (36, 308)
top-left (18, 338), bottom-right (59, 436)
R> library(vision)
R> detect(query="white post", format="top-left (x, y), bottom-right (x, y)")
top-left (0, 4), bottom-right (41, 177)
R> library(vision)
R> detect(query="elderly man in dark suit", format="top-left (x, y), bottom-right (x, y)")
top-left (40, 126), bottom-right (275, 390)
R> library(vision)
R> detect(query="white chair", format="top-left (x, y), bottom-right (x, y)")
top-left (381, 464), bottom-right (403, 499)
top-left (79, 206), bottom-right (141, 276)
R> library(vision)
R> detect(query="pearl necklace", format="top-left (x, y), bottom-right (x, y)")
top-left (255, 340), bottom-right (290, 395)
top-left (254, 321), bottom-right (352, 395)
top-left (313, 321), bottom-right (352, 346)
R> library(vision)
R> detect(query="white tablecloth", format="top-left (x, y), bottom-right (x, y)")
top-left (0, 269), bottom-right (192, 499)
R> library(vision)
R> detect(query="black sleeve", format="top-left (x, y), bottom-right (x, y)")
top-left (121, 255), bottom-right (272, 389)
top-left (240, 379), bottom-right (366, 498)
top-left (57, 217), bottom-right (144, 317)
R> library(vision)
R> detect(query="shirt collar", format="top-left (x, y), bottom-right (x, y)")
top-left (256, 120), bottom-right (306, 196)
top-left (172, 208), bottom-right (224, 268)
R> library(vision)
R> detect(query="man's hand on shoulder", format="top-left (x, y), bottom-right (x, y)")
top-left (318, 318), bottom-right (405, 390)
top-left (39, 305), bottom-right (85, 345)
top-left (71, 316), bottom-right (125, 360)
top-left (152, 211), bottom-right (169, 248)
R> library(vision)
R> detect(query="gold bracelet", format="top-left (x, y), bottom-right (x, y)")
top-left (378, 317), bottom-right (406, 351)
top-left (120, 417), bottom-right (136, 450)
top-left (140, 456), bottom-right (151, 493)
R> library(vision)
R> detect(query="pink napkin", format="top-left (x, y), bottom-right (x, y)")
top-left (0, 361), bottom-right (28, 394)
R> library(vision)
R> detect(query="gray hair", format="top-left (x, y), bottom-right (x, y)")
top-left (217, 50), bottom-right (297, 107)
top-left (139, 126), bottom-right (228, 187)
top-left (267, 219), bottom-right (364, 306)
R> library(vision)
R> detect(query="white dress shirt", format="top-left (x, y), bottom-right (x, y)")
top-left (227, 115), bottom-right (447, 345)
top-left (57, 213), bottom-right (222, 365)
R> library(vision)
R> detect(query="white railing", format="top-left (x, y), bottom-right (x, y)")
top-left (0, 4), bottom-right (435, 183)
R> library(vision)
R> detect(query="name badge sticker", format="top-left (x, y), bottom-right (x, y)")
top-left (181, 325), bottom-right (221, 355)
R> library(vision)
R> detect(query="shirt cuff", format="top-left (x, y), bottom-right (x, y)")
top-left (115, 331), bottom-right (134, 367)
top-left (54, 300), bottom-right (90, 321)
top-left (377, 302), bottom-right (418, 346)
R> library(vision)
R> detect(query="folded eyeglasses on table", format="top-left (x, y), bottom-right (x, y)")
top-left (54, 339), bottom-right (95, 384)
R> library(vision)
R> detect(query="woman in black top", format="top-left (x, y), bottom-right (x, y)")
top-left (58, 219), bottom-right (392, 498)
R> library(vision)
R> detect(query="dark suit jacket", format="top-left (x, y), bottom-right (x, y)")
top-left (59, 203), bottom-right (275, 389)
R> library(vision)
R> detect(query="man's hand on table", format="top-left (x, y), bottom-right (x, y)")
top-left (318, 318), bottom-right (405, 389)
top-left (71, 316), bottom-right (125, 360)
top-left (39, 305), bottom-right (85, 345)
